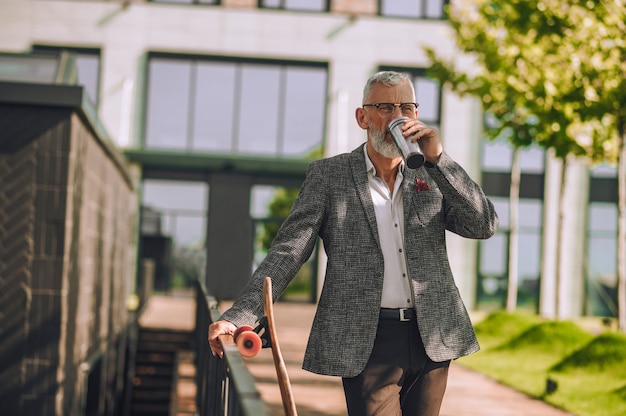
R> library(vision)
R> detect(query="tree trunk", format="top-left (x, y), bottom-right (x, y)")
top-left (555, 157), bottom-right (568, 320)
top-left (617, 126), bottom-right (626, 332)
top-left (506, 148), bottom-right (521, 312)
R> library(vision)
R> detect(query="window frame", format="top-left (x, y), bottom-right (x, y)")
top-left (378, 0), bottom-right (450, 20)
top-left (477, 138), bottom-right (547, 312)
top-left (377, 66), bottom-right (443, 130)
top-left (585, 166), bottom-right (619, 316)
top-left (31, 44), bottom-right (102, 108)
top-left (149, 0), bottom-right (221, 5)
top-left (142, 52), bottom-right (329, 158)
top-left (257, 0), bottom-right (330, 13)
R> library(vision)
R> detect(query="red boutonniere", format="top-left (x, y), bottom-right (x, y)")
top-left (415, 178), bottom-right (430, 192)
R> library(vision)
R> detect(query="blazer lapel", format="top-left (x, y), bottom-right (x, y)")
top-left (350, 146), bottom-right (381, 249)
top-left (402, 168), bottom-right (418, 213)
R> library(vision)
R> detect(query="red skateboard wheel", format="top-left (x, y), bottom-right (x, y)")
top-left (233, 325), bottom-right (255, 340)
top-left (234, 325), bottom-right (262, 358)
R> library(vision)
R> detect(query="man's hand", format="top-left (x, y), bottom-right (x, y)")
top-left (402, 119), bottom-right (443, 164)
top-left (208, 320), bottom-right (237, 358)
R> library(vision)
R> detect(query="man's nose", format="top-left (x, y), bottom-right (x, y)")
top-left (390, 105), bottom-right (403, 118)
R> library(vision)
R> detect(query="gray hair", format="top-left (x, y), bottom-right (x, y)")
top-left (362, 71), bottom-right (414, 104)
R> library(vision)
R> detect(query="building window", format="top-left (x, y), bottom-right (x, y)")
top-left (141, 179), bottom-right (209, 290)
top-left (380, 0), bottom-right (449, 19)
top-left (478, 139), bottom-right (546, 311)
top-left (586, 165), bottom-right (618, 317)
top-left (144, 54), bottom-right (328, 158)
top-left (259, 0), bottom-right (329, 12)
top-left (32, 45), bottom-right (101, 108)
top-left (0, 53), bottom-right (58, 83)
top-left (378, 66), bottom-right (442, 131)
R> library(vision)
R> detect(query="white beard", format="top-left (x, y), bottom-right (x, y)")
top-left (369, 126), bottom-right (400, 159)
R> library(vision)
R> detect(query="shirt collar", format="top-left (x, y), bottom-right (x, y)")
top-left (363, 143), bottom-right (405, 176)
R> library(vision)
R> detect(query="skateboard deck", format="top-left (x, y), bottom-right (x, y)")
top-left (233, 277), bottom-right (297, 416)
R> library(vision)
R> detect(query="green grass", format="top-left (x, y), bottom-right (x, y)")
top-left (458, 312), bottom-right (626, 416)
top-left (550, 332), bottom-right (626, 372)
top-left (473, 310), bottom-right (545, 348)
top-left (546, 332), bottom-right (626, 416)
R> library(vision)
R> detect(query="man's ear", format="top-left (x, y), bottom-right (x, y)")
top-left (355, 107), bottom-right (369, 129)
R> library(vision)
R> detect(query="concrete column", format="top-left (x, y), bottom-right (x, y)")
top-left (441, 93), bottom-right (483, 310)
top-left (540, 152), bottom-right (589, 319)
top-left (205, 173), bottom-right (254, 299)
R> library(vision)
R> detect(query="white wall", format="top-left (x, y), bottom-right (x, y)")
top-left (0, 1), bottom-right (473, 153)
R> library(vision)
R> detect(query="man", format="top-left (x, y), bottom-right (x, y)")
top-left (208, 71), bottom-right (498, 415)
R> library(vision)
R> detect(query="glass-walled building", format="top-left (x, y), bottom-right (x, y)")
top-left (0, 0), bottom-right (619, 318)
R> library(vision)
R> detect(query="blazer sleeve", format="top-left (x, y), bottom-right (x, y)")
top-left (426, 152), bottom-right (499, 239)
top-left (219, 160), bottom-right (327, 327)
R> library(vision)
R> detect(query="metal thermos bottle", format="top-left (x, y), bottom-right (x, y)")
top-left (388, 116), bottom-right (425, 169)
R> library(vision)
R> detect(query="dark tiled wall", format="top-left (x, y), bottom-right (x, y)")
top-left (0, 110), bottom-right (136, 416)
top-left (0, 133), bottom-right (39, 415)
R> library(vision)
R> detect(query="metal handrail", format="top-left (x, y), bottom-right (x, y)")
top-left (194, 279), bottom-right (271, 416)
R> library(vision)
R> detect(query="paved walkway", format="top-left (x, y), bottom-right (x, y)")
top-left (142, 295), bottom-right (574, 416)
top-left (231, 301), bottom-right (574, 416)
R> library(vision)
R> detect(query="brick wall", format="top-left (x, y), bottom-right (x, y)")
top-left (0, 119), bottom-right (40, 415)
top-left (0, 105), bottom-right (137, 415)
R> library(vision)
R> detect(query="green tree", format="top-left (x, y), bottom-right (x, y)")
top-left (259, 187), bottom-right (300, 251)
top-left (256, 148), bottom-right (325, 301)
top-left (425, 0), bottom-right (625, 329)
top-left (259, 146), bottom-right (324, 250)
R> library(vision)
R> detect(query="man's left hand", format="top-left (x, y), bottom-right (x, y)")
top-left (402, 119), bottom-right (443, 164)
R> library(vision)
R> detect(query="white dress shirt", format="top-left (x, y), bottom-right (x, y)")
top-left (363, 145), bottom-right (414, 308)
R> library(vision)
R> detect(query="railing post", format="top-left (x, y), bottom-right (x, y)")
top-left (193, 279), bottom-right (271, 416)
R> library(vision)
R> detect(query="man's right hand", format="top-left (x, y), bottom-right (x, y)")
top-left (208, 320), bottom-right (237, 358)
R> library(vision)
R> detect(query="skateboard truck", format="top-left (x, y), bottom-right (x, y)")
top-left (257, 316), bottom-right (273, 348)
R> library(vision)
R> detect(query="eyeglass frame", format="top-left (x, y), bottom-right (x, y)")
top-left (362, 102), bottom-right (419, 117)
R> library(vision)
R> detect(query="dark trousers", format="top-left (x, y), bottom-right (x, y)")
top-left (342, 310), bottom-right (450, 416)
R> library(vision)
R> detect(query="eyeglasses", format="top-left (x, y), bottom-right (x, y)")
top-left (362, 102), bottom-right (419, 118)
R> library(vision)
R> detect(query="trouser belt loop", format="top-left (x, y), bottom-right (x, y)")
top-left (399, 308), bottom-right (411, 322)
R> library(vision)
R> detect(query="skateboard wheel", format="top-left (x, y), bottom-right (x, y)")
top-left (233, 325), bottom-right (255, 341)
top-left (236, 331), bottom-right (262, 358)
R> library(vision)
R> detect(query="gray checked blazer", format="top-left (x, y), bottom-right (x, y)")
top-left (220, 144), bottom-right (499, 378)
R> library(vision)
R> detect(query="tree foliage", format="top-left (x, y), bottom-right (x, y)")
top-left (259, 146), bottom-right (325, 250)
top-left (260, 187), bottom-right (300, 251)
top-left (426, 0), bottom-right (625, 160)
top-left (425, 0), bottom-right (626, 325)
